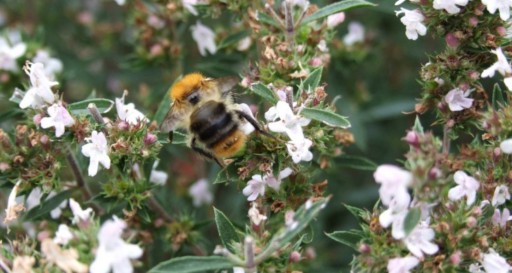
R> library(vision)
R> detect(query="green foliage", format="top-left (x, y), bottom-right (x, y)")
top-left (148, 256), bottom-right (233, 273)
top-left (68, 98), bottom-right (114, 116)
top-left (214, 207), bottom-right (240, 254)
top-left (302, 0), bottom-right (377, 25)
top-left (301, 107), bottom-right (351, 128)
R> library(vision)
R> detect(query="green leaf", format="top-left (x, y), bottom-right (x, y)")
top-left (256, 11), bottom-right (281, 28)
top-left (336, 155), bottom-right (377, 171)
top-left (325, 230), bottom-right (363, 250)
top-left (68, 98), bottom-right (114, 116)
top-left (492, 83), bottom-right (506, 109)
top-left (403, 207), bottom-right (421, 236)
top-left (302, 0), bottom-right (376, 25)
top-left (23, 190), bottom-right (73, 221)
top-left (214, 207), bottom-right (239, 253)
top-left (301, 67), bottom-right (323, 92)
top-left (258, 198), bottom-right (329, 258)
top-left (251, 83), bottom-right (278, 104)
top-left (153, 86), bottom-right (173, 125)
top-left (217, 31), bottom-right (249, 50)
top-left (148, 256), bottom-right (233, 273)
top-left (412, 116), bottom-right (424, 134)
top-left (343, 203), bottom-right (367, 220)
top-left (300, 107), bottom-right (351, 128)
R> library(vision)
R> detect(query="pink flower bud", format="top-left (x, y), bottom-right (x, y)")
top-left (472, 206), bottom-right (482, 216)
top-left (309, 57), bottom-right (323, 67)
top-left (117, 120), bottom-right (130, 130)
top-left (428, 167), bottom-right (442, 180)
top-left (497, 26), bottom-right (507, 37)
top-left (358, 243), bottom-right (371, 254)
top-left (450, 251), bottom-right (462, 266)
top-left (494, 147), bottom-right (501, 159)
top-left (289, 251), bottom-right (301, 263)
top-left (468, 70), bottom-right (480, 80)
top-left (467, 216), bottom-right (477, 228)
top-left (33, 114), bottom-right (43, 126)
top-left (404, 131), bottom-right (420, 147)
top-left (469, 17), bottom-right (478, 27)
top-left (447, 119), bottom-right (455, 128)
top-left (40, 135), bottom-right (49, 145)
top-left (304, 246), bottom-right (317, 260)
top-left (445, 33), bottom-right (460, 48)
top-left (0, 73), bottom-right (9, 82)
top-left (150, 44), bottom-right (164, 57)
top-left (144, 133), bottom-right (157, 145)
top-left (37, 231), bottom-right (51, 242)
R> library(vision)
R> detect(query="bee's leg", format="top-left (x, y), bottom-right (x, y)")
top-left (236, 110), bottom-right (275, 139)
top-left (190, 137), bottom-right (225, 167)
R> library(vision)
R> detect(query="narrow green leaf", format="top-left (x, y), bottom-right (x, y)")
top-left (302, 0), bottom-right (376, 25)
top-left (479, 203), bottom-right (495, 224)
top-left (300, 107), bottom-right (351, 128)
top-left (259, 198), bottom-right (329, 257)
top-left (412, 116), bottom-right (424, 134)
top-left (148, 256), bottom-right (233, 273)
top-left (153, 87), bottom-right (172, 125)
top-left (251, 83), bottom-right (278, 104)
top-left (68, 98), bottom-right (114, 116)
top-left (301, 67), bottom-right (323, 92)
top-left (343, 203), bottom-right (367, 220)
top-left (23, 190), bottom-right (73, 221)
top-left (403, 207), bottom-right (421, 236)
top-left (336, 155), bottom-right (377, 171)
top-left (214, 207), bottom-right (239, 253)
top-left (325, 230), bottom-right (363, 250)
top-left (492, 83), bottom-right (506, 109)
top-left (217, 31), bottom-right (249, 50)
top-left (256, 11), bottom-right (281, 28)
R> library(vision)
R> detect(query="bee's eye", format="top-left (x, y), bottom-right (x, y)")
top-left (187, 92), bottom-right (200, 105)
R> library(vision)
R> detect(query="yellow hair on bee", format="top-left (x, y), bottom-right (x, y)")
top-left (170, 73), bottom-right (205, 102)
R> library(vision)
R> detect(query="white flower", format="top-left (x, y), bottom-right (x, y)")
top-left (482, 249), bottom-right (512, 273)
top-left (265, 167), bottom-right (293, 190)
top-left (387, 256), bottom-right (419, 273)
top-left (243, 175), bottom-right (266, 201)
top-left (445, 88), bottom-right (474, 112)
top-left (482, 48), bottom-right (512, 78)
top-left (266, 101), bottom-right (310, 142)
top-left (403, 222), bottom-right (439, 259)
top-left (285, 210), bottom-right (298, 231)
top-left (433, 0), bottom-right (469, 14)
top-left (248, 203), bottom-right (267, 226)
top-left (290, 0), bottom-right (309, 9)
top-left (182, 0), bottom-right (201, 16)
top-left (374, 165), bottom-right (412, 207)
top-left (395, 8), bottom-right (427, 40)
top-left (233, 267), bottom-right (245, 273)
top-left (191, 21), bottom-right (217, 56)
top-left (19, 62), bottom-right (57, 109)
top-left (53, 224), bottom-right (73, 246)
top-left (188, 179), bottom-right (213, 207)
top-left (317, 39), bottom-right (328, 52)
top-left (343, 22), bottom-right (365, 46)
top-left (237, 37), bottom-right (252, 51)
top-left (81, 130), bottom-right (111, 177)
top-left (492, 208), bottom-right (512, 228)
top-left (492, 185), bottom-right (510, 206)
top-left (482, 0), bottom-right (512, 20)
top-left (114, 0), bottom-right (125, 5)
top-left (41, 103), bottom-right (75, 137)
top-left (237, 103), bottom-right (256, 135)
top-left (327, 12), bottom-right (345, 28)
top-left (90, 217), bottom-right (143, 273)
top-left (149, 161), bottom-right (168, 186)
top-left (69, 198), bottom-right (93, 224)
top-left (0, 33), bottom-right (26, 72)
top-left (116, 92), bottom-right (148, 125)
top-left (500, 138), bottom-right (512, 153)
top-left (32, 50), bottom-right (63, 80)
top-left (286, 138), bottom-right (313, 163)
top-left (3, 180), bottom-right (24, 224)
top-left (469, 263), bottom-right (485, 273)
top-left (380, 208), bottom-right (408, 239)
top-left (448, 170), bottom-right (480, 206)
top-left (504, 76), bottom-right (512, 91)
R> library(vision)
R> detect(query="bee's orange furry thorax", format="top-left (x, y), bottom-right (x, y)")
top-left (170, 73), bottom-right (205, 102)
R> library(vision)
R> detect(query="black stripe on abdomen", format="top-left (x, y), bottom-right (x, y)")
top-left (190, 101), bottom-right (239, 147)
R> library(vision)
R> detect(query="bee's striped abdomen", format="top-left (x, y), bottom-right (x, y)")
top-left (190, 101), bottom-right (245, 157)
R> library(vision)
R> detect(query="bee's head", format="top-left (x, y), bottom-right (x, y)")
top-left (170, 73), bottom-right (205, 105)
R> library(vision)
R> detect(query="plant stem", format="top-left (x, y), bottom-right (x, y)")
top-left (245, 236), bottom-right (257, 273)
top-left (0, 257), bottom-right (11, 273)
top-left (442, 124), bottom-right (450, 154)
top-left (87, 103), bottom-right (108, 135)
top-left (147, 195), bottom-right (174, 223)
top-left (66, 150), bottom-right (104, 214)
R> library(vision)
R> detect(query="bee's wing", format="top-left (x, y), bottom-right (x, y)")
top-left (215, 76), bottom-right (239, 97)
top-left (159, 104), bottom-right (182, 133)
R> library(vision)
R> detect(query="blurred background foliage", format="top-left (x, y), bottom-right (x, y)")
top-left (0, 0), bottom-right (443, 271)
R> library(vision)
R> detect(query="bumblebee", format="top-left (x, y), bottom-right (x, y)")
top-left (160, 73), bottom-right (267, 166)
